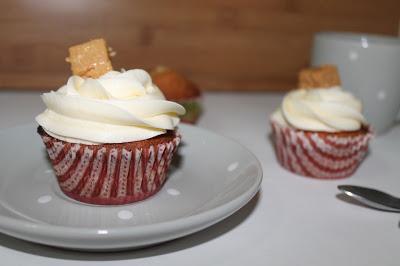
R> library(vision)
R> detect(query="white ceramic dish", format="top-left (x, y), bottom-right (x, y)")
top-left (0, 123), bottom-right (262, 251)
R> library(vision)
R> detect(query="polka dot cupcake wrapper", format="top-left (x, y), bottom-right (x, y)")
top-left (40, 132), bottom-right (180, 205)
top-left (271, 121), bottom-right (372, 179)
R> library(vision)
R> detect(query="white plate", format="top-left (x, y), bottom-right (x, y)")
top-left (0, 123), bottom-right (262, 251)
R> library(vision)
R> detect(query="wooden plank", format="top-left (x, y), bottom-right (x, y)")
top-left (0, 0), bottom-right (399, 91)
top-left (287, 0), bottom-right (400, 18)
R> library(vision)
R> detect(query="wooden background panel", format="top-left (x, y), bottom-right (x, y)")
top-left (0, 0), bottom-right (399, 91)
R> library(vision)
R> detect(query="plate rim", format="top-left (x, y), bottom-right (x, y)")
top-left (0, 123), bottom-right (263, 249)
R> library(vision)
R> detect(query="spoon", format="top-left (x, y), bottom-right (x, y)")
top-left (338, 185), bottom-right (400, 212)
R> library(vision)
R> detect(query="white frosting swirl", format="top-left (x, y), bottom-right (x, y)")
top-left (36, 69), bottom-right (186, 144)
top-left (271, 86), bottom-right (367, 132)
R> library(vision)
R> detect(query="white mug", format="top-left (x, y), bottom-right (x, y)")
top-left (311, 32), bottom-right (400, 135)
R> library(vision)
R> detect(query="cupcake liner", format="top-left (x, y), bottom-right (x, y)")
top-left (39, 129), bottom-right (180, 205)
top-left (271, 121), bottom-right (372, 179)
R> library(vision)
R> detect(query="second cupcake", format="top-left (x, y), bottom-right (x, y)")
top-left (270, 65), bottom-right (372, 179)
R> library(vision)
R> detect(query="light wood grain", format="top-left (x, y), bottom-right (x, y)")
top-left (0, 0), bottom-right (399, 91)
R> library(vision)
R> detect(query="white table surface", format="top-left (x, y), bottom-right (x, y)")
top-left (0, 90), bottom-right (399, 266)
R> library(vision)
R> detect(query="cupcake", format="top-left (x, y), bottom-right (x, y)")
top-left (270, 65), bottom-right (372, 179)
top-left (36, 39), bottom-right (186, 205)
top-left (151, 66), bottom-right (202, 124)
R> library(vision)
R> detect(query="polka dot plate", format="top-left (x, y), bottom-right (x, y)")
top-left (0, 123), bottom-right (262, 251)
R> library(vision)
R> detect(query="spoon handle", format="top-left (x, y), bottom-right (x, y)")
top-left (338, 185), bottom-right (400, 212)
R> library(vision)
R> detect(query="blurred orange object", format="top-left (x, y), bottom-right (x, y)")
top-left (151, 66), bottom-right (202, 124)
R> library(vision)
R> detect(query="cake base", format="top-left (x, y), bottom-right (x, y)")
top-left (38, 127), bottom-right (181, 205)
top-left (271, 121), bottom-right (372, 179)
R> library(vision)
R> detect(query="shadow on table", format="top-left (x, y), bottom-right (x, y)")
top-left (0, 191), bottom-right (260, 261)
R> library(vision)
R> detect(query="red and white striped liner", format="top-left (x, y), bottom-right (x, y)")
top-left (40, 131), bottom-right (181, 205)
top-left (271, 121), bottom-right (373, 179)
